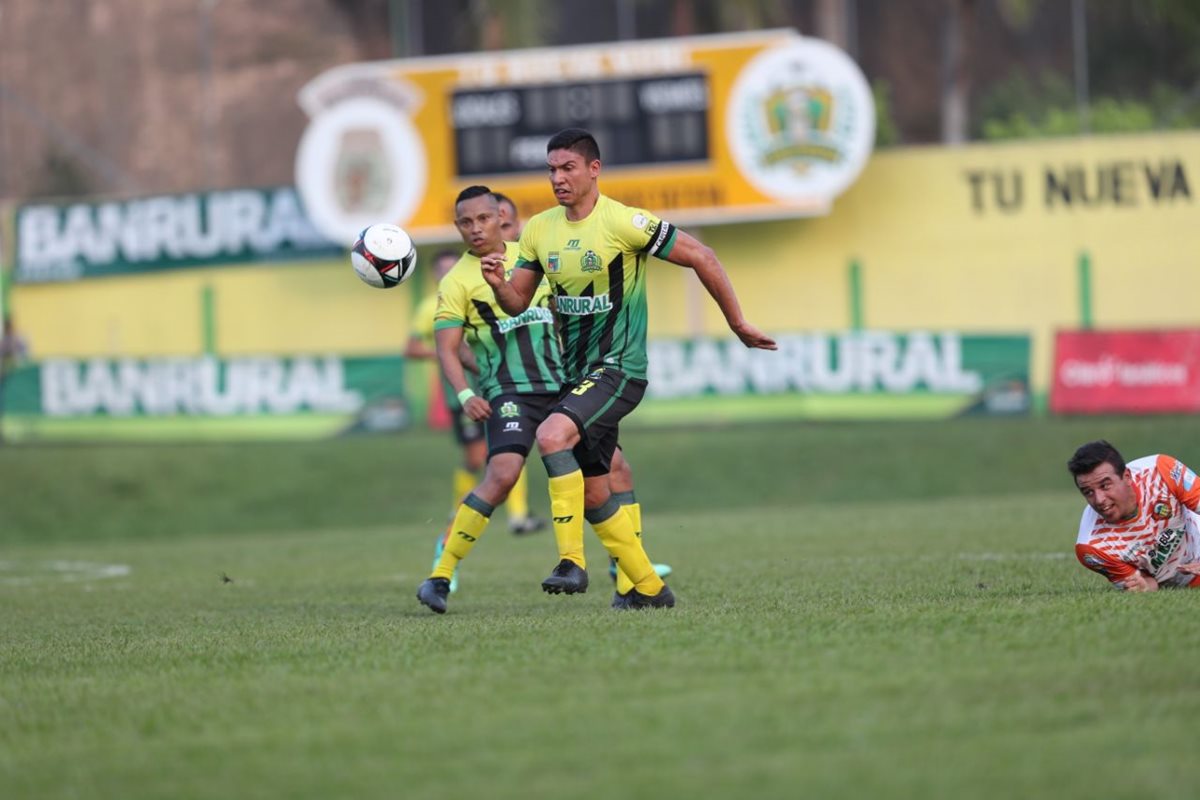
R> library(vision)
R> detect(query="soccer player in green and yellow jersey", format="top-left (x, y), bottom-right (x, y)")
top-left (414, 186), bottom-right (562, 613)
top-left (482, 128), bottom-right (777, 609)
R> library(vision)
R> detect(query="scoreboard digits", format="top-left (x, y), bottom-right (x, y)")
top-left (451, 73), bottom-right (710, 177)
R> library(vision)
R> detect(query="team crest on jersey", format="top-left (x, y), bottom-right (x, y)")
top-left (1152, 500), bottom-right (1172, 520)
top-left (546, 252), bottom-right (561, 273)
top-left (580, 249), bottom-right (602, 272)
top-left (499, 401), bottom-right (520, 418)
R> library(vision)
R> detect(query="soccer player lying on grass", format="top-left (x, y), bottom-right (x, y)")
top-left (1068, 440), bottom-right (1200, 592)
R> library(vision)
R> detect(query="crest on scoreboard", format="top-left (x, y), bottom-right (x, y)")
top-left (295, 73), bottom-right (428, 246)
top-left (727, 38), bottom-right (874, 204)
top-left (334, 129), bottom-right (392, 216)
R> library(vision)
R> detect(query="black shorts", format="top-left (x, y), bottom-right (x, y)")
top-left (450, 407), bottom-right (486, 446)
top-left (485, 392), bottom-right (559, 459)
top-left (554, 367), bottom-right (646, 477)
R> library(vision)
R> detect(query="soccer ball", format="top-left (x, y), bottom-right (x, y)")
top-left (350, 224), bottom-right (417, 289)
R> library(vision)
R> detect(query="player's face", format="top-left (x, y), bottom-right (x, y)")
top-left (454, 195), bottom-right (504, 256)
top-left (1075, 463), bottom-right (1138, 524)
top-left (547, 148), bottom-right (599, 208)
top-left (498, 202), bottom-right (521, 242)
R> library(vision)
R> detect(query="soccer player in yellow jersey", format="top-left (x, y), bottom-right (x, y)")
top-left (415, 187), bottom-right (567, 613)
top-left (408, 251), bottom-right (544, 595)
top-left (495, 192), bottom-right (672, 603)
top-left (482, 128), bottom-right (777, 609)
top-left (417, 187), bottom-right (668, 613)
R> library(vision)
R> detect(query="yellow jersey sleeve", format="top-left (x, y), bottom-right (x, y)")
top-left (433, 269), bottom-right (469, 331)
top-left (610, 202), bottom-right (678, 259)
top-left (515, 214), bottom-right (545, 274)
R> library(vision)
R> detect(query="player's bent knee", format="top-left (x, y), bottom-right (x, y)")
top-left (583, 480), bottom-right (612, 509)
top-left (536, 416), bottom-right (577, 454)
top-left (486, 453), bottom-right (525, 486)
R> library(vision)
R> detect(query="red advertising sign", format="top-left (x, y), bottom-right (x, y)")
top-left (1051, 330), bottom-right (1200, 414)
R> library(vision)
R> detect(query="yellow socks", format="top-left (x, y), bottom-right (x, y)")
top-left (587, 497), bottom-right (663, 595)
top-left (612, 492), bottom-right (640, 595)
top-left (543, 451), bottom-right (586, 568)
top-left (507, 465), bottom-right (530, 520)
top-left (452, 468), bottom-right (476, 510)
top-left (432, 493), bottom-right (494, 580)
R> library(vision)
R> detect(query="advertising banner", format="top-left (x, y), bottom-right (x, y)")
top-left (639, 331), bottom-right (1031, 421)
top-left (0, 354), bottom-right (408, 440)
top-left (1050, 330), bottom-right (1200, 414)
top-left (13, 187), bottom-right (339, 284)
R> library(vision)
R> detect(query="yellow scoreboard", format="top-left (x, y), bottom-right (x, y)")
top-left (295, 30), bottom-right (874, 244)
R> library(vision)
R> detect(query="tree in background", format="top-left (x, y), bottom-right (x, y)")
top-left (977, 0), bottom-right (1200, 140)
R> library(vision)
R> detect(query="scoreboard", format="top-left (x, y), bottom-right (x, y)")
top-left (296, 31), bottom-right (874, 245)
top-left (451, 74), bottom-right (710, 176)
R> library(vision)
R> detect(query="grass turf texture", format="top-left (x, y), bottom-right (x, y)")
top-left (2, 417), bottom-right (1199, 799)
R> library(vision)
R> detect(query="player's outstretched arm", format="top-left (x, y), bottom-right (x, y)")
top-left (403, 334), bottom-right (436, 361)
top-left (434, 327), bottom-right (491, 421)
top-left (665, 231), bottom-right (777, 351)
top-left (480, 253), bottom-right (539, 316)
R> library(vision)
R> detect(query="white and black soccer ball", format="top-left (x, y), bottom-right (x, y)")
top-left (350, 224), bottom-right (417, 289)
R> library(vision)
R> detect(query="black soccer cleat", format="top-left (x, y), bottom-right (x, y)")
top-left (541, 559), bottom-right (589, 594)
top-left (623, 584), bottom-right (676, 610)
top-left (611, 590), bottom-right (634, 610)
top-left (417, 577), bottom-right (451, 614)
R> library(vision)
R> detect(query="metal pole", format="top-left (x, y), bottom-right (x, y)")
top-left (389, 0), bottom-right (408, 58)
top-left (200, 0), bottom-right (221, 187)
top-left (617, 0), bottom-right (636, 41)
top-left (1072, 0), bottom-right (1090, 134)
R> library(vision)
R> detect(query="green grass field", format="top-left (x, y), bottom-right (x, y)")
top-left (3, 417), bottom-right (1200, 799)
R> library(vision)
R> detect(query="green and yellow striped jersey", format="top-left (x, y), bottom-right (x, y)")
top-left (433, 240), bottom-right (563, 401)
top-left (515, 194), bottom-right (677, 382)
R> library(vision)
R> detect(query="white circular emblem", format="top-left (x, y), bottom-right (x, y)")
top-left (295, 97), bottom-right (427, 246)
top-left (726, 38), bottom-right (875, 203)
top-left (631, 213), bottom-right (648, 229)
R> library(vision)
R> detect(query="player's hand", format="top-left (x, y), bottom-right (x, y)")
top-left (1120, 571), bottom-right (1158, 592)
top-left (480, 253), bottom-right (507, 289)
top-left (463, 396), bottom-right (492, 422)
top-left (731, 320), bottom-right (777, 351)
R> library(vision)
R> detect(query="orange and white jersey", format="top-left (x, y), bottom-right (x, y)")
top-left (1076, 455), bottom-right (1200, 587)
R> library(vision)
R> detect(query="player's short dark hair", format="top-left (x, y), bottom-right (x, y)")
top-left (1067, 440), bottom-right (1126, 478)
top-left (492, 191), bottom-right (517, 213)
top-left (547, 128), bottom-right (600, 163)
top-left (455, 185), bottom-right (495, 207)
